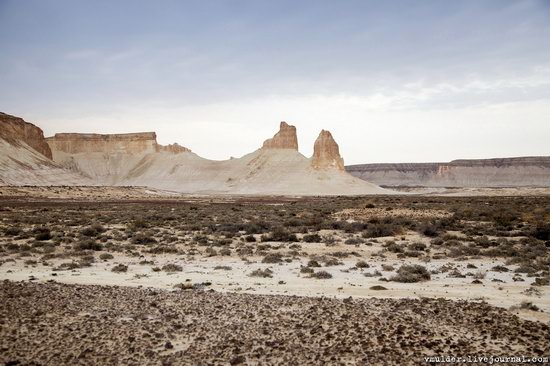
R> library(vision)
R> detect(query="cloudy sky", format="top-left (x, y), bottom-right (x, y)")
top-left (1, 0), bottom-right (549, 164)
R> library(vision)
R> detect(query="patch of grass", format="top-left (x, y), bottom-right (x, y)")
top-left (307, 259), bottom-right (321, 268)
top-left (249, 268), bottom-right (273, 278)
top-left (262, 253), bottom-right (283, 264)
top-left (33, 227), bottom-right (51, 241)
top-left (99, 253), bottom-right (114, 261)
top-left (363, 223), bottom-right (401, 238)
top-left (131, 233), bottom-right (157, 245)
top-left (263, 227), bottom-right (298, 242)
top-left (162, 263), bottom-right (183, 272)
top-left (302, 233), bottom-right (321, 243)
top-left (310, 270), bottom-right (333, 279)
top-left (518, 301), bottom-right (540, 311)
top-left (111, 264), bottom-right (128, 273)
top-left (391, 264), bottom-right (431, 283)
top-left (214, 265), bottom-right (232, 271)
top-left (244, 235), bottom-right (256, 242)
top-left (75, 239), bottom-right (103, 251)
top-left (369, 285), bottom-right (387, 290)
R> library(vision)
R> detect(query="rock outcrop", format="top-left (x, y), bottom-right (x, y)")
top-left (0, 113), bottom-right (90, 185)
top-left (347, 157), bottom-right (550, 187)
top-left (157, 143), bottom-right (191, 154)
top-left (46, 132), bottom-right (159, 155)
top-left (46, 133), bottom-right (191, 156)
top-left (311, 130), bottom-right (345, 171)
top-left (262, 122), bottom-right (298, 150)
top-left (0, 112), bottom-right (52, 159)
top-left (41, 119), bottom-right (387, 195)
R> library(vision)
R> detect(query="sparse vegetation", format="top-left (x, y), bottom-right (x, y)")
top-left (111, 264), bottom-right (128, 273)
top-left (249, 268), bottom-right (273, 278)
top-left (162, 263), bottom-right (183, 272)
top-left (310, 270), bottom-right (333, 279)
top-left (391, 265), bottom-right (431, 283)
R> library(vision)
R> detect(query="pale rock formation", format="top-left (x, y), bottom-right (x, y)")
top-left (46, 132), bottom-right (192, 156)
top-left (311, 130), bottom-right (345, 171)
top-left (347, 157), bottom-right (550, 187)
top-left (157, 143), bottom-right (191, 154)
top-left (0, 112), bottom-right (53, 159)
top-left (262, 122), bottom-right (298, 150)
top-left (45, 132), bottom-right (192, 185)
top-left (42, 120), bottom-right (388, 195)
top-left (46, 132), bottom-right (159, 154)
top-left (0, 113), bottom-right (90, 185)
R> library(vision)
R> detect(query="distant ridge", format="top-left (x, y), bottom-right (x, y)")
top-left (347, 157), bottom-right (550, 187)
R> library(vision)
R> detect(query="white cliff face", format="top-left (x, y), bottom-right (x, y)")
top-left (346, 157), bottom-right (550, 187)
top-left (45, 132), bottom-right (160, 155)
top-left (42, 120), bottom-right (389, 195)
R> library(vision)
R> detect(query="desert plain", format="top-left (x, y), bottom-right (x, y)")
top-left (0, 186), bottom-right (549, 365)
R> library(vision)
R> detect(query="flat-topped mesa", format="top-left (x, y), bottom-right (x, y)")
top-left (46, 132), bottom-right (192, 156)
top-left (0, 112), bottom-right (53, 159)
top-left (46, 132), bottom-right (159, 154)
top-left (262, 121), bottom-right (298, 150)
top-left (157, 143), bottom-right (192, 154)
top-left (311, 130), bottom-right (345, 171)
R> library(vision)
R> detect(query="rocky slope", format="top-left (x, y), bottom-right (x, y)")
top-left (347, 157), bottom-right (550, 187)
top-left (46, 121), bottom-right (388, 195)
top-left (0, 112), bottom-right (52, 158)
top-left (0, 113), bottom-right (90, 186)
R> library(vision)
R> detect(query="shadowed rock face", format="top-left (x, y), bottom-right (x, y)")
top-left (262, 121), bottom-right (298, 150)
top-left (347, 157), bottom-right (550, 187)
top-left (311, 130), bottom-right (345, 171)
top-left (0, 112), bottom-right (52, 159)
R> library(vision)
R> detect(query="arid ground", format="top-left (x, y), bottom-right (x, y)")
top-left (0, 187), bottom-right (549, 365)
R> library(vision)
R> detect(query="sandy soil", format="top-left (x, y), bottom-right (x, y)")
top-left (2, 245), bottom-right (548, 323)
top-left (3, 185), bottom-right (550, 201)
top-left (1, 281), bottom-right (548, 366)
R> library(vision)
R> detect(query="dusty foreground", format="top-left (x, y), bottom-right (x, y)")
top-left (1, 189), bottom-right (549, 364)
top-left (1, 280), bottom-right (549, 366)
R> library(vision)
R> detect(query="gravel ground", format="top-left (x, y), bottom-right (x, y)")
top-left (1, 280), bottom-right (548, 365)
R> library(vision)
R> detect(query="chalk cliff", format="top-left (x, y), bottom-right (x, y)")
top-left (346, 157), bottom-right (550, 187)
top-left (43, 120), bottom-right (387, 195)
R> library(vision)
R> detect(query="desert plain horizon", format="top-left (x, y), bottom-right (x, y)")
top-left (1, 0), bottom-right (550, 365)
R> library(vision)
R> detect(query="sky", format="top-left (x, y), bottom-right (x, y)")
top-left (0, 0), bottom-right (549, 164)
